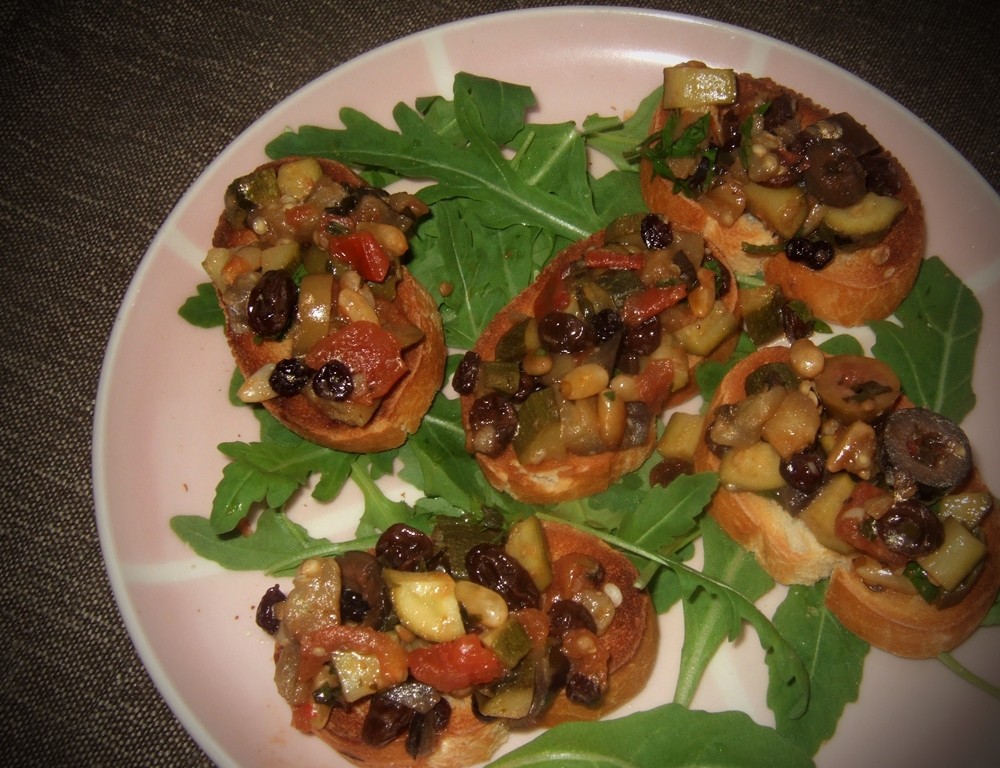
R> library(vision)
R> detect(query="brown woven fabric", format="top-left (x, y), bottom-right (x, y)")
top-left (2, 0), bottom-right (996, 765)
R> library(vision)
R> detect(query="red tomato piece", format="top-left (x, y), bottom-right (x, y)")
top-left (532, 266), bottom-right (572, 318)
top-left (634, 359), bottom-right (676, 409)
top-left (291, 701), bottom-right (318, 733)
top-left (305, 321), bottom-right (407, 404)
top-left (327, 230), bottom-right (391, 282)
top-left (622, 285), bottom-right (687, 327)
top-left (284, 203), bottom-right (321, 233)
top-left (408, 634), bottom-right (506, 692)
top-left (582, 248), bottom-right (645, 272)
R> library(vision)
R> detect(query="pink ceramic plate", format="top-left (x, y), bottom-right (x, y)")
top-left (93, 7), bottom-right (1000, 767)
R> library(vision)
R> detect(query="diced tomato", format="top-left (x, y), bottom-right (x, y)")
top-left (633, 359), bottom-right (675, 408)
top-left (284, 203), bottom-right (321, 232)
top-left (326, 230), bottom-right (391, 282)
top-left (305, 321), bottom-right (407, 404)
top-left (220, 253), bottom-right (254, 286)
top-left (582, 248), bottom-right (645, 272)
top-left (532, 267), bottom-right (572, 317)
top-left (622, 285), bottom-right (687, 327)
top-left (291, 701), bottom-right (318, 733)
top-left (408, 634), bottom-right (506, 692)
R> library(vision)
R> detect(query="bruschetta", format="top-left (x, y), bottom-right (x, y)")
top-left (636, 63), bottom-right (925, 327)
top-left (201, 156), bottom-right (445, 453)
top-left (691, 342), bottom-right (999, 657)
top-left (455, 212), bottom-right (740, 504)
top-left (257, 514), bottom-right (658, 767)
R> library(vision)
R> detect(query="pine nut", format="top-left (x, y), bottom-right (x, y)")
top-left (597, 389), bottom-right (626, 449)
top-left (454, 580), bottom-right (508, 629)
top-left (338, 287), bottom-right (380, 324)
top-left (559, 363), bottom-right (609, 400)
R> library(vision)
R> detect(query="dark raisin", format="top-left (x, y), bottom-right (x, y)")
top-left (362, 693), bottom-right (413, 747)
top-left (312, 360), bottom-right (354, 401)
top-left (254, 584), bottom-right (285, 635)
top-left (640, 213), bottom-right (673, 250)
top-left (780, 447), bottom-right (826, 494)
top-left (591, 308), bottom-right (624, 344)
top-left (548, 599), bottom-right (597, 637)
top-left (468, 393), bottom-right (518, 457)
top-left (779, 303), bottom-right (814, 342)
top-left (860, 153), bottom-right (902, 196)
top-left (246, 270), bottom-right (296, 338)
top-left (565, 670), bottom-right (603, 707)
top-left (649, 457), bottom-right (693, 487)
top-left (622, 316), bottom-right (661, 355)
top-left (466, 543), bottom-right (540, 610)
top-left (511, 371), bottom-right (542, 403)
top-left (538, 311), bottom-right (594, 354)
top-left (687, 154), bottom-right (711, 189)
top-left (808, 241), bottom-right (835, 270)
top-left (269, 358), bottom-right (312, 396)
top-left (764, 92), bottom-right (797, 131)
top-left (672, 250), bottom-right (698, 287)
top-left (720, 110), bottom-right (741, 151)
top-left (784, 237), bottom-right (834, 271)
top-left (339, 589), bottom-right (370, 624)
top-left (376, 523), bottom-right (436, 571)
top-left (452, 351), bottom-right (481, 395)
top-left (615, 348), bottom-right (641, 375)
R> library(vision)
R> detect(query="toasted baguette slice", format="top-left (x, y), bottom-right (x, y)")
top-left (462, 228), bottom-right (739, 504)
top-left (211, 157), bottom-right (445, 453)
top-left (693, 345), bottom-right (852, 584)
top-left (640, 69), bottom-right (925, 327)
top-left (295, 519), bottom-right (657, 766)
top-left (694, 345), bottom-right (999, 657)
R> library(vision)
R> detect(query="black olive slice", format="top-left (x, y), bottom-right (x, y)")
top-left (881, 407), bottom-right (973, 497)
top-left (802, 139), bottom-right (867, 208)
top-left (876, 499), bottom-right (944, 558)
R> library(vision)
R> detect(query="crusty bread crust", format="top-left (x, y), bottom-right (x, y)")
top-left (311, 519), bottom-right (657, 765)
top-left (462, 230), bottom-right (738, 504)
top-left (694, 345), bottom-right (999, 657)
top-left (640, 72), bottom-right (926, 327)
top-left (693, 345), bottom-right (853, 584)
top-left (317, 694), bottom-right (508, 768)
top-left (213, 158), bottom-right (445, 453)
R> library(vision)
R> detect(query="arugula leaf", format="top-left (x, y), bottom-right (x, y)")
top-left (170, 510), bottom-right (335, 575)
top-left (179, 282), bottom-right (224, 328)
top-left (772, 583), bottom-right (869, 756)
top-left (266, 76), bottom-right (602, 241)
top-left (584, 86), bottom-right (662, 171)
top-left (486, 703), bottom-right (814, 768)
top-left (397, 392), bottom-right (534, 520)
top-left (870, 256), bottom-right (980, 422)
top-left (407, 203), bottom-right (553, 350)
top-left (209, 440), bottom-right (353, 534)
top-left (674, 515), bottom-right (775, 708)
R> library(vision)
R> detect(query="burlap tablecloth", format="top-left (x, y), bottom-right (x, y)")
top-left (2, 1), bottom-right (997, 765)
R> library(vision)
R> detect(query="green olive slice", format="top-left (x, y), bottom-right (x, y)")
top-left (813, 354), bottom-right (900, 424)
